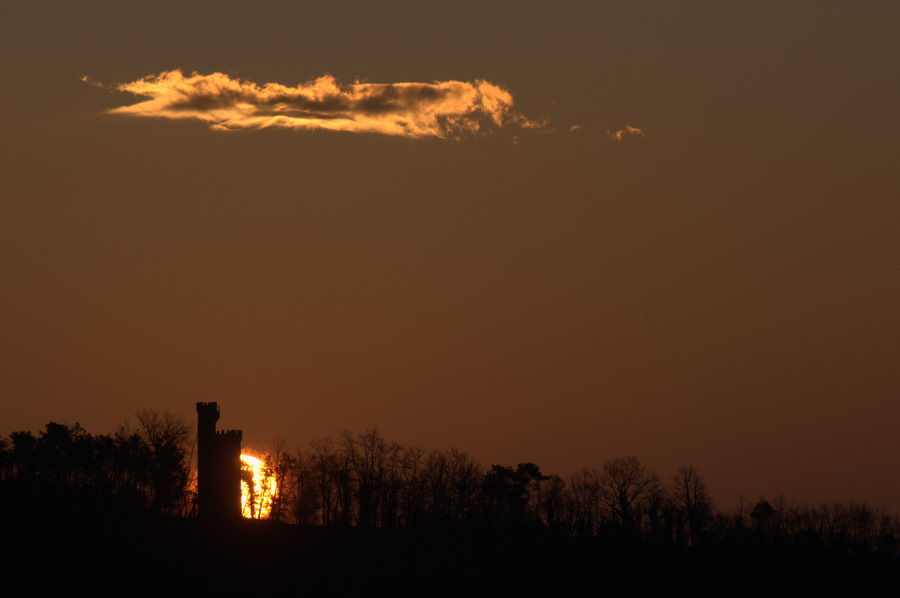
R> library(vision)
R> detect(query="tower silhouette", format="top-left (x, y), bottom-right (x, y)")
top-left (196, 402), bottom-right (243, 521)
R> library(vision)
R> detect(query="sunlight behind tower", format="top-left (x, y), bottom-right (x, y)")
top-left (240, 453), bottom-right (277, 519)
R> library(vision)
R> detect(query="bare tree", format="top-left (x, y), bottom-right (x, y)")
top-left (426, 449), bottom-right (452, 524)
top-left (267, 437), bottom-right (298, 523)
top-left (597, 456), bottom-right (658, 533)
top-left (293, 448), bottom-right (321, 525)
top-left (536, 474), bottom-right (570, 534)
top-left (397, 445), bottom-right (427, 527)
top-left (569, 468), bottom-right (601, 536)
top-left (133, 409), bottom-right (191, 515)
top-left (447, 449), bottom-right (481, 525)
top-left (305, 437), bottom-right (350, 525)
top-left (645, 475), bottom-right (673, 542)
top-left (341, 427), bottom-right (389, 528)
top-left (671, 465), bottom-right (713, 546)
top-left (0, 435), bottom-right (9, 484)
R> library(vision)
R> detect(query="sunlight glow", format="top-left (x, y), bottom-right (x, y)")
top-left (241, 453), bottom-right (277, 519)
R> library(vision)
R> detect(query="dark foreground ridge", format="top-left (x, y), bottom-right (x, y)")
top-left (2, 410), bottom-right (899, 595)
top-left (2, 512), bottom-right (898, 596)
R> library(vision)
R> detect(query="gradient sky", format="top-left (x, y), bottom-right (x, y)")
top-left (2, 1), bottom-right (899, 513)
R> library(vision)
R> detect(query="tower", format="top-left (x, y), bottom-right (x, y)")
top-left (196, 402), bottom-right (243, 521)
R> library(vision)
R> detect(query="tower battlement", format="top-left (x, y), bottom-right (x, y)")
top-left (196, 402), bottom-right (242, 522)
top-left (196, 402), bottom-right (220, 421)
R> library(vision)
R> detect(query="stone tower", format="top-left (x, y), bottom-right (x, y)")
top-left (196, 402), bottom-right (243, 521)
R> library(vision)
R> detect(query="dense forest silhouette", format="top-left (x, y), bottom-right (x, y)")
top-left (2, 411), bottom-right (898, 595)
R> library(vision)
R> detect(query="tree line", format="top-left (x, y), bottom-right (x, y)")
top-left (2, 414), bottom-right (899, 556)
top-left (273, 428), bottom-right (900, 554)
top-left (1, 411), bottom-right (193, 517)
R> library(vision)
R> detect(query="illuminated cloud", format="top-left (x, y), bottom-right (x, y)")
top-left (607, 125), bottom-right (646, 141)
top-left (80, 75), bottom-right (106, 89)
top-left (95, 70), bottom-right (546, 139)
top-left (569, 124), bottom-right (584, 133)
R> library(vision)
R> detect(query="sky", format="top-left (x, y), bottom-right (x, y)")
top-left (2, 1), bottom-right (899, 513)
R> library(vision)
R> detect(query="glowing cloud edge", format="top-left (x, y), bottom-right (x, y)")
top-left (94, 70), bottom-right (549, 140)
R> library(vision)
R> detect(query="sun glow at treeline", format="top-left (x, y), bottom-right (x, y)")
top-left (241, 453), bottom-right (277, 519)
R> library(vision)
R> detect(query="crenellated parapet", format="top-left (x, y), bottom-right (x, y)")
top-left (196, 402), bottom-right (220, 419)
top-left (196, 402), bottom-right (242, 522)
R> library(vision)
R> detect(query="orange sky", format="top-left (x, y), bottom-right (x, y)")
top-left (1, 1), bottom-right (899, 513)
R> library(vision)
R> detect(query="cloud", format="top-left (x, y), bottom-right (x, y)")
top-left (607, 125), bottom-right (646, 141)
top-left (569, 124), bottom-right (584, 133)
top-left (94, 70), bottom-right (547, 139)
top-left (81, 75), bottom-right (106, 89)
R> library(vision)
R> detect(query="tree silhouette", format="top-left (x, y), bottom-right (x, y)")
top-left (132, 409), bottom-right (192, 515)
top-left (671, 465), bottom-right (713, 546)
top-left (267, 438), bottom-right (297, 523)
top-left (4, 411), bottom-right (900, 583)
top-left (481, 463), bottom-right (544, 530)
top-left (568, 468), bottom-right (601, 536)
top-left (535, 474), bottom-right (570, 534)
top-left (597, 456), bottom-right (658, 534)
